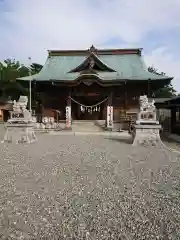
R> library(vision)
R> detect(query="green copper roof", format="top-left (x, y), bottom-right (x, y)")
top-left (17, 51), bottom-right (173, 82)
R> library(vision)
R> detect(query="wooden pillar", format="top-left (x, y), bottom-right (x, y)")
top-left (108, 92), bottom-right (113, 106)
top-left (77, 103), bottom-right (81, 120)
top-left (33, 80), bottom-right (36, 114)
top-left (147, 79), bottom-right (151, 98)
top-left (171, 107), bottom-right (176, 133)
top-left (124, 81), bottom-right (127, 112)
top-left (178, 107), bottom-right (180, 121)
top-left (67, 94), bottom-right (71, 106)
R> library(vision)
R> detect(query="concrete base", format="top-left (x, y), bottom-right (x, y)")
top-left (2, 123), bottom-right (37, 144)
top-left (132, 124), bottom-right (162, 147)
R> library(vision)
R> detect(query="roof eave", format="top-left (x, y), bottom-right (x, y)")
top-left (149, 77), bottom-right (173, 81)
top-left (17, 77), bottom-right (173, 82)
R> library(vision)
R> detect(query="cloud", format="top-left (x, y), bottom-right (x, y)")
top-left (0, 0), bottom-right (180, 91)
top-left (144, 47), bottom-right (180, 92)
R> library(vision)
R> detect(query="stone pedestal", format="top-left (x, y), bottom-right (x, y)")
top-left (132, 124), bottom-right (162, 147)
top-left (2, 123), bottom-right (37, 144)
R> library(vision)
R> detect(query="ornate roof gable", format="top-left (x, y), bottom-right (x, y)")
top-left (68, 47), bottom-right (116, 74)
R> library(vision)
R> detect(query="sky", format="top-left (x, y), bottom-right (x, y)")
top-left (0, 0), bottom-right (180, 92)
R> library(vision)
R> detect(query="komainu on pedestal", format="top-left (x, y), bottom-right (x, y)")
top-left (132, 95), bottom-right (163, 147)
top-left (2, 96), bottom-right (37, 144)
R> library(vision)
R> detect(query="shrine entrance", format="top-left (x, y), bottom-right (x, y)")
top-left (71, 95), bottom-right (107, 120)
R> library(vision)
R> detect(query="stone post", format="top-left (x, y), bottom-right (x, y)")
top-left (106, 92), bottom-right (113, 130)
top-left (107, 105), bottom-right (113, 130)
top-left (65, 95), bottom-right (72, 130)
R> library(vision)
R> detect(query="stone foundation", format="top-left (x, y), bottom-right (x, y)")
top-left (132, 124), bottom-right (162, 147)
top-left (2, 124), bottom-right (37, 144)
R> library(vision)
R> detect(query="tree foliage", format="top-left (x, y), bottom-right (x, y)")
top-left (148, 66), bottom-right (177, 98)
top-left (0, 59), bottom-right (28, 100)
top-left (30, 63), bottom-right (43, 75)
top-left (152, 84), bottom-right (177, 98)
top-left (0, 59), bottom-right (43, 101)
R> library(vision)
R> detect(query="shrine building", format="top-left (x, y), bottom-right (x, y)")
top-left (17, 45), bottom-right (173, 126)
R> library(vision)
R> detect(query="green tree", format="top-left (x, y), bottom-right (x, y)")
top-left (30, 63), bottom-right (43, 75)
top-left (152, 84), bottom-right (177, 98)
top-left (0, 59), bottom-right (29, 100)
top-left (148, 66), bottom-right (177, 98)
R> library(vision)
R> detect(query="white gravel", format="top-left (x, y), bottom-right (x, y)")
top-left (0, 133), bottom-right (180, 239)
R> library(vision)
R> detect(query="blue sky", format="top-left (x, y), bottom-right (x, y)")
top-left (0, 0), bottom-right (180, 91)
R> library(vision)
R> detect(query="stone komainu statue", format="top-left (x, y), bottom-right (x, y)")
top-left (10, 96), bottom-right (32, 122)
top-left (139, 95), bottom-right (155, 112)
top-left (3, 95), bottom-right (37, 144)
top-left (138, 95), bottom-right (156, 121)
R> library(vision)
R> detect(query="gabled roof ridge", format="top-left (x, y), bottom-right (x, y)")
top-left (48, 47), bottom-right (143, 56)
top-left (68, 52), bottom-right (116, 73)
top-left (90, 52), bottom-right (116, 71)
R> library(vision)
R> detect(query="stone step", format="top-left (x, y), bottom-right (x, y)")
top-left (72, 121), bottom-right (102, 132)
top-left (49, 130), bottom-right (130, 137)
top-left (72, 122), bottom-right (95, 126)
top-left (72, 128), bottom-right (102, 132)
top-left (72, 126), bottom-right (102, 130)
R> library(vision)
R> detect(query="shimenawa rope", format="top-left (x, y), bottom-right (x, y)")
top-left (69, 96), bottom-right (108, 108)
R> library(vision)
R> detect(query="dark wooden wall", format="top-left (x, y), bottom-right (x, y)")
top-left (34, 81), bottom-right (149, 120)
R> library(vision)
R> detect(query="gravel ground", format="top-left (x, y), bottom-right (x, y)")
top-left (0, 130), bottom-right (180, 239)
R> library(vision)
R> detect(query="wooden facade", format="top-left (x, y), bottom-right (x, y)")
top-left (162, 97), bottom-right (180, 134)
top-left (17, 46), bottom-right (173, 123)
top-left (28, 80), bottom-right (168, 122)
top-left (0, 101), bottom-right (12, 122)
